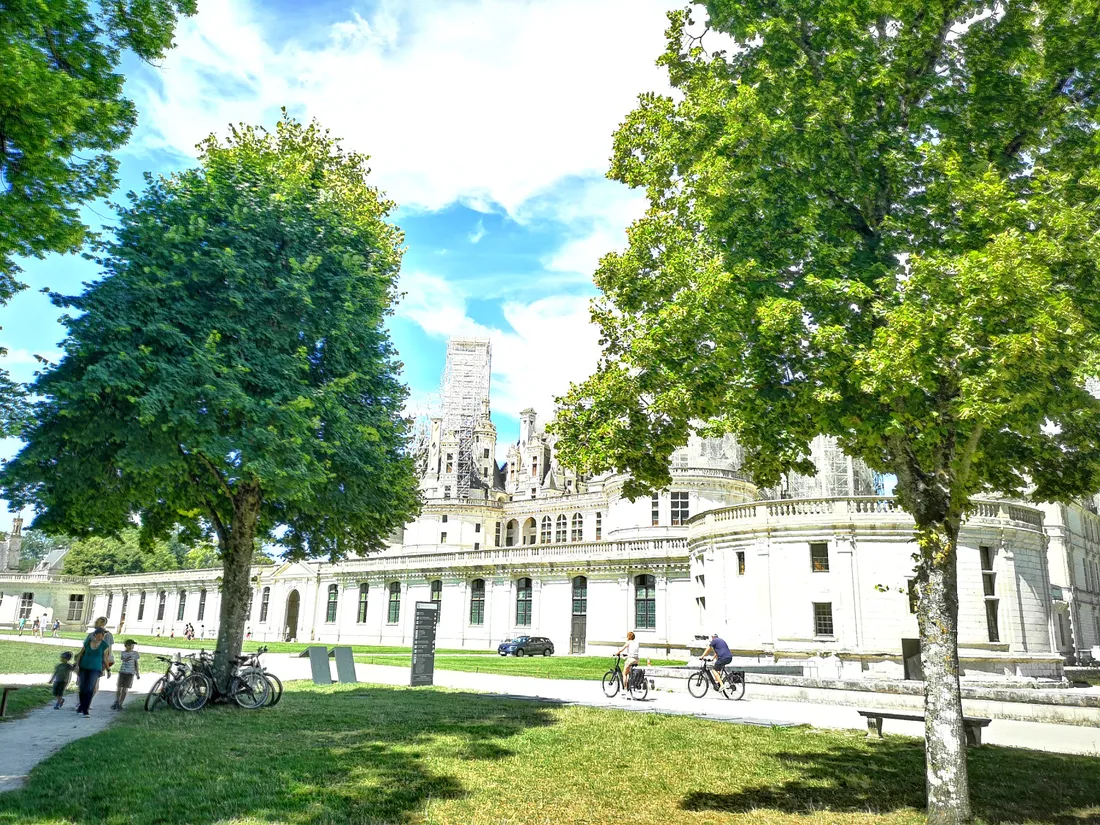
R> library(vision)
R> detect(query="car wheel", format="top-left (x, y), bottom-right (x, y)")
top-left (542, 648), bottom-right (551, 657)
top-left (515, 648), bottom-right (525, 657)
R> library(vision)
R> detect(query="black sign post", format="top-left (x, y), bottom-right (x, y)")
top-left (410, 601), bottom-right (439, 687)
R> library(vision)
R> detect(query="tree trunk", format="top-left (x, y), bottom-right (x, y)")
top-left (213, 483), bottom-right (261, 691)
top-left (916, 523), bottom-right (972, 825)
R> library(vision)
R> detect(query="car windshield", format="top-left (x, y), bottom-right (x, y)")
top-left (513, 637), bottom-right (529, 643)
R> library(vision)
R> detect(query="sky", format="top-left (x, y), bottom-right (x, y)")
top-left (0, 0), bottom-right (693, 521)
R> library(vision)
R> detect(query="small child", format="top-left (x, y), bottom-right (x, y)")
top-left (112, 640), bottom-right (140, 710)
top-left (50, 651), bottom-right (74, 709)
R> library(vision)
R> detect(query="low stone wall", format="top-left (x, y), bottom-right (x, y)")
top-left (638, 667), bottom-right (1100, 725)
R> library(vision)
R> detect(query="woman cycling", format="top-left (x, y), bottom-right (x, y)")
top-left (615, 631), bottom-right (641, 695)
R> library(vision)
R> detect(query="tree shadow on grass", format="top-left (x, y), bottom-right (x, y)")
top-left (0, 683), bottom-right (558, 825)
top-left (681, 735), bottom-right (1100, 824)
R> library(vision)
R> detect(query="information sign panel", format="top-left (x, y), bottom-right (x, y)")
top-left (410, 601), bottom-right (439, 687)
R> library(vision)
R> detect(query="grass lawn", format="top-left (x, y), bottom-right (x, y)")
top-left (0, 641), bottom-right (80, 675)
top-left (0, 683), bottom-right (1096, 824)
top-left (0, 686), bottom-right (53, 721)
top-left (355, 652), bottom-right (686, 680)
top-left (0, 630), bottom-right (491, 656)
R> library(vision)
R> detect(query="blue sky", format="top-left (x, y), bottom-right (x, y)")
top-left (1, 0), bottom-right (686, 520)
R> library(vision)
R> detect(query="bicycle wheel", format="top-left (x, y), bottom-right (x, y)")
top-left (144, 677), bottom-right (167, 711)
top-left (629, 674), bottom-right (649, 701)
top-left (723, 672), bottom-right (746, 701)
top-left (231, 668), bottom-right (271, 709)
top-left (601, 669), bottom-right (621, 698)
top-left (687, 671), bottom-right (709, 698)
top-left (264, 672), bottom-right (284, 707)
top-left (176, 673), bottom-right (213, 712)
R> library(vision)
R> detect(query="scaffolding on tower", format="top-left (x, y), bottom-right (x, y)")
top-left (440, 338), bottom-right (492, 500)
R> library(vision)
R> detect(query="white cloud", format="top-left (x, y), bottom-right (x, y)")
top-left (396, 270), bottom-right (601, 423)
top-left (126, 0), bottom-right (678, 220)
top-left (468, 220), bottom-right (486, 244)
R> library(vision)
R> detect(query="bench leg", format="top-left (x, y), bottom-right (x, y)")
top-left (964, 725), bottom-right (981, 746)
top-left (866, 717), bottom-right (884, 739)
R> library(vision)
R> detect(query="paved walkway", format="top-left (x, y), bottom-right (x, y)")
top-left (1, 637), bottom-right (1098, 794)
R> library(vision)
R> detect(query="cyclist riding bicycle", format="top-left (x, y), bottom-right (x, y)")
top-left (615, 631), bottom-right (641, 695)
top-left (701, 632), bottom-right (733, 688)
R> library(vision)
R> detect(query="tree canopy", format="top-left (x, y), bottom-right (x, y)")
top-left (2, 114), bottom-right (421, 680)
top-left (552, 4), bottom-right (1100, 823)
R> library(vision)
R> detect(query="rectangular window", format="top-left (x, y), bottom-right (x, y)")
top-left (671, 491), bottom-right (690, 525)
top-left (156, 592), bottom-right (166, 621)
top-left (18, 593), bottom-right (34, 620)
top-left (259, 588), bottom-right (270, 623)
top-left (985, 600), bottom-right (1000, 643)
top-left (813, 602), bottom-right (834, 636)
top-left (443, 485), bottom-right (451, 499)
top-left (907, 579), bottom-right (918, 614)
top-left (441, 514), bottom-right (448, 523)
top-left (357, 585), bottom-right (369, 623)
top-left (67, 594), bottom-right (85, 622)
top-left (483, 468), bottom-right (488, 477)
top-left (197, 589), bottom-right (206, 621)
top-left (495, 522), bottom-right (501, 547)
top-left (106, 593), bottom-right (113, 618)
top-left (326, 586), bottom-right (339, 623)
top-left (431, 580), bottom-right (442, 603)
top-left (811, 542), bottom-right (830, 572)
top-left (515, 579), bottom-right (533, 626)
top-left (634, 575), bottom-right (656, 630)
top-left (595, 512), bottom-right (602, 540)
top-left (470, 580), bottom-right (486, 625)
top-left (137, 591), bottom-right (146, 621)
top-left (445, 453), bottom-right (453, 473)
top-left (388, 585), bottom-right (401, 624)
top-left (483, 448), bottom-right (490, 459)
top-left (737, 552), bottom-right (746, 576)
top-left (651, 493), bottom-right (660, 527)
top-left (440, 532), bottom-right (447, 543)
top-left (530, 488), bottom-right (537, 498)
top-left (475, 523), bottom-right (481, 533)
top-left (473, 542), bottom-right (480, 550)
top-left (980, 545), bottom-right (996, 596)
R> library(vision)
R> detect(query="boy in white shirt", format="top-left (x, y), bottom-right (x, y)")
top-left (112, 640), bottom-right (140, 710)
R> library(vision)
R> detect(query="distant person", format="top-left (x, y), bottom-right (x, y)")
top-left (112, 640), bottom-right (140, 710)
top-left (51, 619), bottom-right (60, 638)
top-left (17, 616), bottom-right (26, 635)
top-left (73, 628), bottom-right (109, 716)
top-left (615, 631), bottom-right (641, 696)
top-left (199, 624), bottom-right (205, 639)
top-left (31, 617), bottom-right (40, 637)
top-left (701, 633), bottom-right (733, 689)
top-left (246, 626), bottom-right (252, 640)
top-left (50, 651), bottom-right (75, 709)
top-left (154, 626), bottom-right (162, 639)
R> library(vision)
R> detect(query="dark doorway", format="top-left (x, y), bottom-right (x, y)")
top-left (285, 590), bottom-right (300, 641)
top-left (570, 616), bottom-right (587, 654)
top-left (902, 638), bottom-right (923, 680)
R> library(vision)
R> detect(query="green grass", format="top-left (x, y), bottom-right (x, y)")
top-left (0, 686), bottom-right (53, 721)
top-left (0, 682), bottom-right (1096, 824)
top-left (0, 630), bottom-right (492, 656)
top-left (354, 653), bottom-right (686, 680)
top-left (0, 641), bottom-right (81, 675)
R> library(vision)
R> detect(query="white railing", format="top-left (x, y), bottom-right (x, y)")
top-left (0, 572), bottom-right (89, 584)
top-left (693, 497), bottom-right (1043, 530)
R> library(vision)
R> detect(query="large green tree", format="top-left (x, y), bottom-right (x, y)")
top-left (553, 4), bottom-right (1100, 823)
top-left (2, 115), bottom-right (421, 686)
top-left (0, 0), bottom-right (195, 434)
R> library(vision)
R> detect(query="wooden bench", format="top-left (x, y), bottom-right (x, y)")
top-left (0, 685), bottom-right (21, 718)
top-left (857, 709), bottom-right (991, 746)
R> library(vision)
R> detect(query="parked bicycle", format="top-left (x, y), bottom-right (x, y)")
top-left (687, 657), bottom-right (745, 700)
top-left (238, 646), bottom-right (282, 707)
top-left (601, 654), bottom-right (649, 701)
top-left (187, 649), bottom-right (271, 709)
top-left (145, 654), bottom-right (212, 712)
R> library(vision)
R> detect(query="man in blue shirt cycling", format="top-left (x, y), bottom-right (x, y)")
top-left (701, 633), bottom-right (733, 689)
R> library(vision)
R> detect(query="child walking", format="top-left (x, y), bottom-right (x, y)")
top-left (112, 640), bottom-right (140, 710)
top-left (50, 651), bottom-right (74, 709)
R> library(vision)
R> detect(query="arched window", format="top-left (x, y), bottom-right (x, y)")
top-left (197, 589), bottom-right (207, 621)
top-left (156, 591), bottom-right (167, 621)
top-left (505, 519), bottom-right (518, 547)
top-left (326, 584), bottom-right (339, 623)
top-left (259, 587), bottom-right (271, 622)
top-left (470, 579), bottom-right (485, 625)
top-left (177, 590), bottom-right (187, 621)
top-left (634, 574), bottom-right (656, 630)
top-left (522, 517), bottom-right (537, 545)
top-left (357, 584), bottom-right (369, 623)
top-left (388, 582), bottom-right (401, 624)
top-left (431, 579), bottom-right (442, 603)
top-left (572, 576), bottom-right (587, 616)
top-left (137, 591), bottom-right (147, 621)
top-left (540, 516), bottom-right (552, 544)
top-left (571, 513), bottom-right (583, 542)
top-left (515, 577), bottom-right (532, 626)
top-left (555, 514), bottom-right (567, 543)
top-left (106, 593), bottom-right (113, 618)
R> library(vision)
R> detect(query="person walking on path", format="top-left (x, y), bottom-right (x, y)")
top-left (50, 619), bottom-right (60, 638)
top-left (16, 616), bottom-right (25, 636)
top-left (83, 617), bottom-right (115, 698)
top-left (73, 628), bottom-right (109, 716)
top-left (111, 640), bottom-right (140, 710)
top-left (49, 652), bottom-right (74, 709)
top-left (31, 617), bottom-right (40, 637)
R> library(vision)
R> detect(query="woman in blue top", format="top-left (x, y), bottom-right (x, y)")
top-left (74, 627), bottom-right (109, 716)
